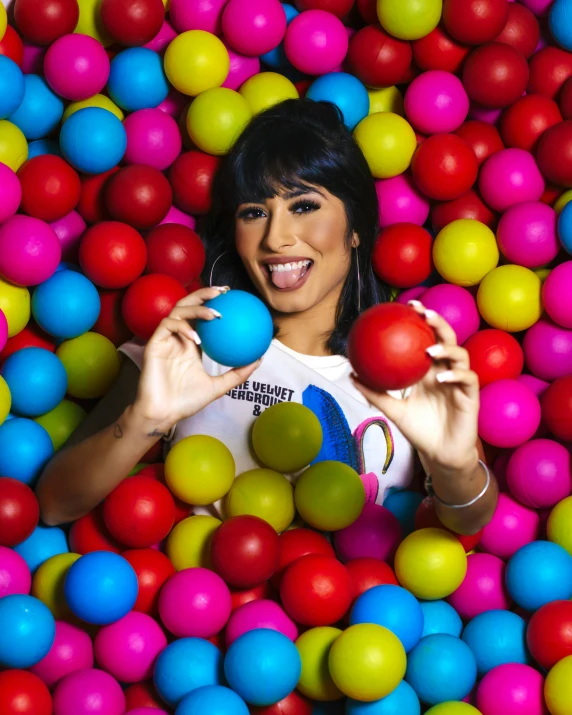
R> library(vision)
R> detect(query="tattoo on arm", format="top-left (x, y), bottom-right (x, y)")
top-left (113, 423), bottom-right (123, 438)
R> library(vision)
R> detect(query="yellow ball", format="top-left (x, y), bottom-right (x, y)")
top-left (34, 399), bottom-right (87, 451)
top-left (0, 279), bottom-right (30, 337)
top-left (477, 265), bottom-right (543, 333)
top-left (187, 87), bottom-right (251, 156)
top-left (76, 0), bottom-right (114, 47)
top-left (395, 528), bottom-right (468, 600)
top-left (296, 627), bottom-right (344, 701)
top-left (554, 189), bottom-right (572, 213)
top-left (166, 514), bottom-right (221, 571)
top-left (0, 376), bottom-right (10, 426)
top-left (353, 112), bottom-right (416, 179)
top-left (368, 86), bottom-right (404, 116)
top-left (226, 468), bottom-right (295, 533)
top-left (535, 267), bottom-right (551, 283)
top-left (164, 31), bottom-right (230, 97)
top-left (239, 72), bottom-right (299, 116)
top-left (0, 4), bottom-right (6, 41)
top-left (56, 332), bottom-right (120, 399)
top-left (425, 704), bottom-right (482, 715)
top-left (547, 496), bottom-right (572, 555)
top-left (377, 0), bottom-right (442, 40)
top-left (328, 623), bottom-right (406, 701)
top-left (63, 95), bottom-right (124, 123)
top-left (0, 120), bottom-right (28, 172)
top-left (433, 220), bottom-right (499, 286)
top-left (165, 434), bottom-right (235, 505)
top-left (545, 655), bottom-right (572, 715)
top-left (32, 552), bottom-right (81, 619)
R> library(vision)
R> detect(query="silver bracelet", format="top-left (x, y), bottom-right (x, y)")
top-left (424, 460), bottom-right (491, 509)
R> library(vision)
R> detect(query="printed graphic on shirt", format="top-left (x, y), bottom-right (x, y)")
top-left (226, 380), bottom-right (295, 416)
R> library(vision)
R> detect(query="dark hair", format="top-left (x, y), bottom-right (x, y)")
top-left (200, 98), bottom-right (391, 357)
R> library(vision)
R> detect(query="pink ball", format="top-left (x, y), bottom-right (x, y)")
top-left (0, 215), bottom-right (61, 286)
top-left (523, 317), bottom-right (572, 381)
top-left (497, 201), bottom-right (558, 268)
top-left (225, 599), bottom-right (298, 646)
top-left (22, 41), bottom-right (45, 75)
top-left (124, 109), bottom-right (182, 171)
top-left (506, 438), bottom-right (572, 508)
top-left (480, 493), bottom-right (540, 560)
top-left (517, 374), bottom-right (550, 396)
top-left (420, 284), bottom-right (480, 345)
top-left (50, 211), bottom-right (87, 260)
top-left (222, 0), bottom-right (287, 57)
top-left (158, 567), bottom-right (231, 638)
top-left (0, 163), bottom-right (22, 223)
top-left (143, 20), bottom-right (177, 53)
top-left (447, 553), bottom-right (511, 620)
top-left (0, 310), bottom-right (7, 353)
top-left (284, 9), bottom-right (348, 76)
top-left (476, 663), bottom-right (546, 715)
top-left (520, 0), bottom-right (553, 15)
top-left (543, 260), bottom-right (572, 329)
top-left (127, 710), bottom-right (169, 715)
top-left (44, 34), bottom-right (110, 102)
top-left (222, 41), bottom-right (261, 91)
top-left (395, 286), bottom-right (426, 305)
top-left (333, 503), bottom-right (402, 562)
top-left (158, 205), bottom-right (196, 229)
top-left (31, 621), bottom-right (94, 688)
top-left (156, 88), bottom-right (187, 118)
top-left (478, 379), bottom-right (541, 448)
top-left (405, 70), bottom-right (469, 135)
top-left (0, 545), bottom-right (31, 598)
top-left (469, 103), bottom-right (503, 124)
top-left (479, 149), bottom-right (545, 212)
top-left (170, 0), bottom-right (228, 34)
top-left (376, 174), bottom-right (430, 227)
top-left (53, 668), bottom-right (125, 715)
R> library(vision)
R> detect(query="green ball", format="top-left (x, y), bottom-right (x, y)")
top-left (34, 399), bottom-right (87, 451)
top-left (295, 460), bottom-right (365, 531)
top-left (252, 402), bottom-right (322, 473)
top-left (226, 468), bottom-right (295, 533)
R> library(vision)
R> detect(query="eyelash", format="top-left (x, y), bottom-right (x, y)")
top-left (237, 199), bottom-right (321, 221)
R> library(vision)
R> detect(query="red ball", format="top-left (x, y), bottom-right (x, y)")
top-left (271, 528), bottom-right (335, 589)
top-left (122, 273), bottom-right (187, 341)
top-left (145, 224), bottom-right (205, 287)
top-left (500, 94), bottom-right (563, 152)
top-left (14, 0), bottom-right (80, 45)
top-left (412, 133), bottom-right (478, 201)
top-left (105, 164), bottom-right (172, 230)
top-left (348, 302), bottom-right (436, 392)
top-left (527, 600), bottom-right (572, 670)
top-left (0, 477), bottom-right (39, 547)
top-left (79, 221), bottom-right (148, 289)
top-left (455, 120), bottom-right (505, 166)
top-left (92, 290), bottom-right (132, 347)
top-left (541, 183), bottom-right (563, 206)
top-left (17, 155), bottom-right (81, 222)
top-left (68, 505), bottom-right (122, 554)
top-left (251, 690), bottom-right (313, 715)
top-left (442, 0), bottom-right (509, 45)
top-left (560, 77), bottom-right (572, 119)
top-left (0, 325), bottom-right (55, 366)
top-left (210, 515), bottom-right (280, 589)
top-left (136, 463), bottom-right (191, 524)
top-left (541, 375), bottom-right (572, 441)
top-left (347, 25), bottom-right (411, 88)
top-left (294, 0), bottom-right (354, 17)
top-left (169, 151), bottom-right (219, 215)
top-left (432, 190), bottom-right (498, 232)
top-left (122, 548), bottom-right (176, 615)
top-left (124, 681), bottom-right (164, 711)
top-left (537, 120), bottom-right (572, 188)
top-left (462, 42), bottom-right (529, 108)
top-left (345, 557), bottom-right (398, 603)
top-left (464, 329), bottom-right (524, 388)
top-left (528, 47), bottom-right (572, 100)
top-left (101, 0), bottom-right (165, 46)
top-left (0, 25), bottom-right (25, 66)
top-left (494, 3), bottom-right (539, 59)
top-left (411, 24), bottom-right (471, 74)
top-left (230, 581), bottom-right (273, 611)
top-left (0, 670), bottom-right (52, 715)
top-left (77, 169), bottom-right (118, 225)
top-left (415, 498), bottom-right (483, 552)
top-left (280, 554), bottom-right (351, 626)
top-left (372, 223), bottom-right (433, 289)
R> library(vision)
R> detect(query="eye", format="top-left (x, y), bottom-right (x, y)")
top-left (237, 206), bottom-right (266, 221)
top-left (291, 199), bottom-right (321, 214)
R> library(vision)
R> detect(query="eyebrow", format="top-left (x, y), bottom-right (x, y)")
top-left (239, 188), bottom-right (326, 206)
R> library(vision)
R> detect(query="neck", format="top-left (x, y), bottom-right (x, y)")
top-left (273, 291), bottom-right (339, 357)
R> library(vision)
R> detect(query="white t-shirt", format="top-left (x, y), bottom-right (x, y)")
top-left (119, 339), bottom-right (416, 518)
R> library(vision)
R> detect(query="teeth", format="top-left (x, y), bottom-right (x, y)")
top-left (268, 260), bottom-right (311, 272)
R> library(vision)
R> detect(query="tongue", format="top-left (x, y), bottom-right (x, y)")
top-left (271, 265), bottom-right (304, 289)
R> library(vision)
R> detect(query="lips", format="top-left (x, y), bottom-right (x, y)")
top-left (261, 259), bottom-right (314, 291)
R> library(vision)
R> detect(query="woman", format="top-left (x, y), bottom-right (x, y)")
top-left (37, 99), bottom-right (497, 533)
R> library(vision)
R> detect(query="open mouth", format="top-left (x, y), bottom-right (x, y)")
top-left (263, 260), bottom-right (314, 291)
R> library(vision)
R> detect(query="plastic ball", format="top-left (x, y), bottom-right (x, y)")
top-left (496, 2), bottom-right (539, 58)
top-left (284, 9), bottom-right (347, 75)
top-left (0, 25), bottom-right (24, 67)
top-left (372, 223), bottom-right (433, 289)
top-left (2, 347), bottom-right (67, 417)
top-left (334, 503), bottom-right (401, 563)
top-left (442, 0), bottom-right (509, 45)
top-left (482, 148), bottom-right (545, 212)
top-left (0, 477), bottom-right (39, 547)
top-left (464, 329), bottom-right (523, 387)
top-left (304, 72), bottom-right (366, 131)
top-left (412, 24), bottom-right (470, 74)
top-left (383, 491), bottom-right (424, 538)
top-left (412, 133), bottom-right (478, 201)
top-left (346, 680), bottom-right (420, 715)
top-left (166, 515), bottom-right (220, 571)
top-left (558, 204), bottom-right (572, 255)
top-left (273, 528), bottom-right (335, 588)
top-left (107, 47), bottom-right (168, 111)
top-left (294, 626), bottom-right (342, 701)
top-left (0, 215), bottom-right (60, 286)
top-left (169, 0), bottom-right (227, 33)
top-left (122, 273), bottom-right (186, 340)
top-left (0, 669), bottom-right (52, 715)
top-left (448, 553), bottom-right (510, 620)
top-left (223, 0), bottom-right (286, 57)
top-left (105, 164), bottom-right (172, 229)
top-left (44, 34), bottom-right (109, 102)
top-left (122, 108), bottom-right (181, 170)
top-left (478, 379), bottom-right (541, 447)
top-left (79, 221), bottom-right (147, 289)
top-left (177, 685), bottom-right (249, 715)
top-left (347, 25), bottom-right (412, 89)
top-left (224, 40), bottom-right (261, 90)
top-left (545, 655), bottom-right (572, 715)
top-left (101, 0), bottom-right (165, 46)
top-left (62, 94), bottom-right (124, 123)
top-left (68, 507), bottom-right (121, 556)
top-left (225, 469), bottom-right (294, 534)
top-left (238, 71), bottom-right (298, 116)
top-left (378, 0), bottom-right (441, 41)
top-left (227, 599), bottom-right (297, 647)
top-left (121, 548), bottom-right (174, 616)
top-left (476, 663), bottom-right (545, 715)
top-left (0, 418), bottom-right (54, 486)
top-left (31, 552), bottom-right (80, 620)
top-left (32, 270), bottom-right (100, 339)
top-left (91, 289), bottom-right (131, 347)
top-left (537, 120), bottom-right (572, 188)
top-left (375, 175), bottom-right (430, 228)
top-left (52, 668), bottom-right (125, 715)
top-left (76, 167), bottom-right (118, 224)
top-left (59, 107), bottom-right (127, 174)
top-left (463, 43), bottom-right (529, 109)
top-left (186, 86), bottom-right (251, 156)
top-left (353, 112), bottom-right (417, 179)
top-left (0, 119), bottom-right (28, 171)
top-left (0, 545), bottom-right (31, 598)
top-left (527, 599), bottom-right (572, 670)
top-left (30, 621), bottom-right (93, 687)
top-left (462, 610), bottom-right (528, 677)
top-left (368, 85), bottom-right (405, 116)
top-left (164, 30), bottom-right (229, 96)
top-left (477, 265), bottom-right (543, 332)
top-left (0, 56), bottom-right (24, 120)
top-left (144, 224), bottom-right (203, 287)
top-left (422, 284), bottom-right (480, 345)
top-left (169, 150), bottom-right (219, 215)
top-left (455, 120), bottom-right (504, 167)
top-left (500, 95), bottom-right (562, 153)
top-left (0, 594), bottom-right (55, 668)
top-left (497, 201), bottom-right (558, 268)
top-left (541, 374), bottom-right (572, 440)
top-left (419, 600), bottom-right (462, 639)
top-left (14, 0), bottom-right (79, 46)
top-left (405, 71), bottom-right (469, 135)
top-left (56, 332), bottom-right (120, 399)
top-left (480, 492), bottom-right (540, 560)
top-left (27, 138), bottom-right (62, 158)
top-left (0, 163), bottom-right (21, 224)
top-left (50, 210), bottom-right (87, 260)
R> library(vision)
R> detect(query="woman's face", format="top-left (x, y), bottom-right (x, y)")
top-left (235, 185), bottom-right (356, 315)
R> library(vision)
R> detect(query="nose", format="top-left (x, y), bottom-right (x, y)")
top-left (262, 204), bottom-right (296, 252)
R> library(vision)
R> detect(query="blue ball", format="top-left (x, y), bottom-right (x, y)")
top-left (2, 347), bottom-right (67, 417)
top-left (60, 107), bottom-right (126, 174)
top-left (224, 629), bottom-right (302, 706)
top-left (260, 4), bottom-right (299, 68)
top-left (350, 585), bottom-right (424, 653)
top-left (405, 634), bottom-right (477, 706)
top-left (462, 610), bottom-right (528, 676)
top-left (197, 290), bottom-right (274, 367)
top-left (0, 595), bottom-right (55, 668)
top-left (346, 681), bottom-right (421, 715)
top-left (558, 200), bottom-right (572, 254)
top-left (108, 48), bottom-right (169, 111)
top-left (419, 600), bottom-right (463, 639)
top-left (306, 72), bottom-right (369, 130)
top-left (28, 138), bottom-right (62, 159)
top-left (0, 417), bottom-right (54, 485)
top-left (383, 490), bottom-right (424, 537)
top-left (506, 540), bottom-right (572, 611)
top-left (0, 55), bottom-right (25, 119)
top-left (175, 686), bottom-right (249, 715)
top-left (9, 74), bottom-right (64, 139)
top-left (550, 0), bottom-right (572, 51)
top-left (13, 524), bottom-right (69, 573)
top-left (32, 270), bottom-right (101, 339)
top-left (154, 638), bottom-right (224, 707)
top-left (64, 551), bottom-right (138, 625)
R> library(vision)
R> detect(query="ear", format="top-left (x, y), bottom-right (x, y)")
top-left (351, 232), bottom-right (360, 249)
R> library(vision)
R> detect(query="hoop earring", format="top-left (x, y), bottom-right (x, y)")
top-left (355, 247), bottom-right (361, 314)
top-left (209, 252), bottom-right (226, 287)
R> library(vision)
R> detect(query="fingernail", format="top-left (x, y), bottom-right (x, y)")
top-left (213, 286), bottom-right (230, 293)
top-left (408, 300), bottom-right (424, 309)
top-left (190, 330), bottom-right (202, 345)
top-left (436, 370), bottom-right (455, 383)
top-left (210, 308), bottom-right (222, 318)
top-left (425, 309), bottom-right (439, 320)
top-left (426, 344), bottom-right (445, 357)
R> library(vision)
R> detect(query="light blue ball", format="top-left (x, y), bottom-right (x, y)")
top-left (175, 685), bottom-right (249, 715)
top-left (462, 610), bottom-right (529, 676)
top-left (64, 551), bottom-right (138, 625)
top-left (224, 629), bottom-right (302, 706)
top-left (9, 74), bottom-right (64, 139)
top-left (2, 347), bottom-right (67, 417)
top-left (28, 138), bottom-right (62, 159)
top-left (260, 4), bottom-right (299, 68)
top-left (550, 0), bottom-right (572, 51)
top-left (0, 418), bottom-right (54, 486)
top-left (154, 638), bottom-right (224, 707)
top-left (506, 540), bottom-right (572, 611)
top-left (60, 107), bottom-right (126, 174)
top-left (197, 290), bottom-right (273, 367)
top-left (558, 200), bottom-right (572, 254)
top-left (346, 681), bottom-right (420, 715)
top-left (13, 524), bottom-right (69, 573)
top-left (32, 270), bottom-right (101, 339)
top-left (405, 634), bottom-right (477, 706)
top-left (108, 47), bottom-right (169, 111)
top-left (306, 73), bottom-right (369, 130)
top-left (0, 595), bottom-right (55, 668)
top-left (0, 56), bottom-right (25, 119)
top-left (420, 600), bottom-right (463, 639)
top-left (383, 490), bottom-right (424, 537)
top-left (350, 585), bottom-right (424, 653)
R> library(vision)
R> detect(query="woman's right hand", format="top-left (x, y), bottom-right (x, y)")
top-left (133, 287), bottom-right (262, 432)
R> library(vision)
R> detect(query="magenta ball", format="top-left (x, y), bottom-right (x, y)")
top-left (143, 20), bottom-right (177, 53)
top-left (0, 311), bottom-right (7, 353)
top-left (480, 493), bottom-right (540, 560)
top-left (523, 317), bottom-right (572, 381)
top-left (225, 599), bottom-right (298, 647)
top-left (222, 42), bottom-right (261, 91)
top-left (222, 0), bottom-right (287, 56)
top-left (53, 668), bottom-right (125, 715)
top-left (31, 622), bottom-right (94, 688)
top-left (478, 379), bottom-right (541, 448)
top-left (420, 284), bottom-right (480, 345)
top-left (0, 163), bottom-right (22, 224)
top-left (506, 438), bottom-right (572, 509)
top-left (479, 149), bottom-right (545, 213)
top-left (497, 201), bottom-right (558, 268)
top-left (159, 205), bottom-right (196, 229)
top-left (376, 174), bottom-right (430, 227)
top-left (127, 710), bottom-right (169, 714)
top-left (476, 663), bottom-right (546, 715)
top-left (520, 0), bottom-right (553, 14)
top-left (22, 41), bottom-right (45, 75)
top-left (123, 109), bottom-right (182, 171)
top-left (0, 215), bottom-right (61, 286)
top-left (469, 103), bottom-right (503, 125)
top-left (543, 260), bottom-right (572, 329)
top-left (156, 89), bottom-right (187, 118)
top-left (158, 567), bottom-right (231, 639)
top-left (447, 553), bottom-right (511, 620)
top-left (0, 546), bottom-right (31, 598)
top-left (517, 373), bottom-right (550, 397)
top-left (50, 211), bottom-right (87, 260)
top-left (405, 70), bottom-right (469, 134)
top-left (44, 34), bottom-right (110, 102)
top-left (170, 0), bottom-right (228, 34)
top-left (284, 9), bottom-right (348, 76)
top-left (333, 503), bottom-right (402, 562)
top-left (395, 286), bottom-right (426, 305)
